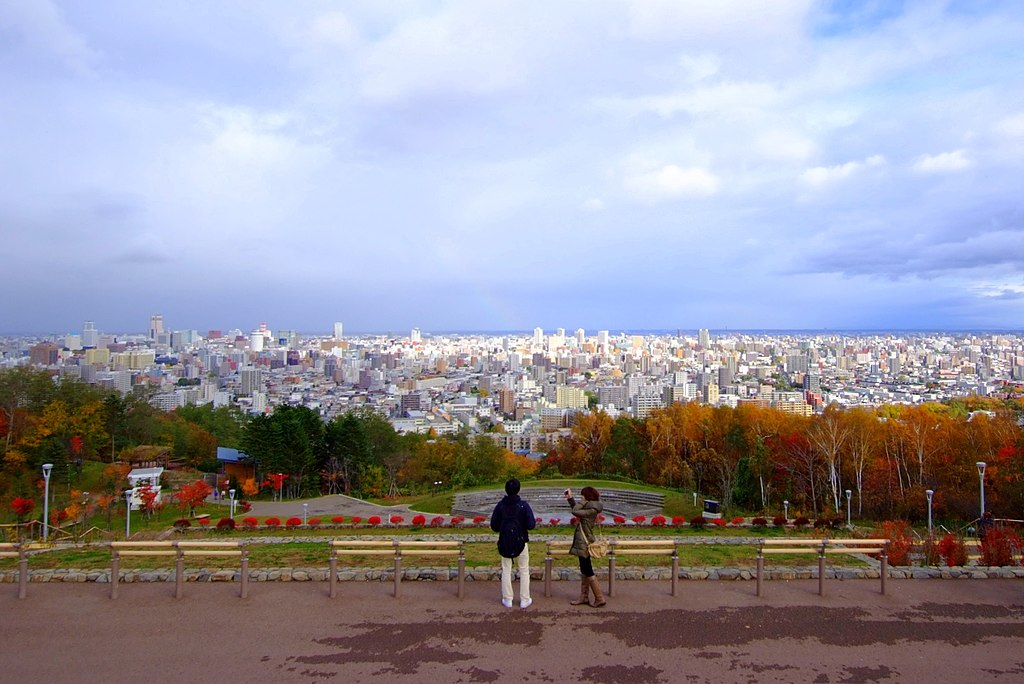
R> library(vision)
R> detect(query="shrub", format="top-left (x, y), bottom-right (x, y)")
top-left (792, 516), bottom-right (810, 528)
top-left (597, 514), bottom-right (606, 523)
top-left (367, 516), bottom-right (382, 526)
top-left (772, 515), bottom-right (787, 528)
top-left (672, 516), bottom-right (686, 526)
top-left (173, 518), bottom-right (191, 530)
top-left (411, 514), bottom-right (426, 526)
top-left (216, 517), bottom-right (235, 531)
top-left (613, 516), bottom-right (626, 525)
top-left (390, 515), bottom-right (404, 525)
top-left (197, 517), bottom-right (211, 527)
top-left (242, 517), bottom-right (258, 529)
top-left (549, 518), bottom-right (561, 526)
top-left (430, 516), bottom-right (445, 527)
top-left (876, 520), bottom-right (913, 566)
top-left (731, 516), bottom-right (745, 526)
top-left (980, 528), bottom-right (1021, 566)
top-left (331, 516), bottom-right (345, 525)
top-left (265, 517), bottom-right (281, 528)
top-left (651, 515), bottom-right (667, 527)
top-left (752, 517), bottom-right (768, 529)
top-left (473, 515), bottom-right (487, 524)
top-left (350, 516), bottom-right (363, 525)
top-left (308, 517), bottom-right (321, 528)
top-left (813, 517), bottom-right (830, 529)
top-left (286, 517), bottom-right (302, 527)
top-left (239, 501), bottom-right (252, 513)
top-left (690, 516), bottom-right (707, 529)
top-left (535, 517), bottom-right (543, 526)
top-left (450, 515), bottom-right (465, 525)
top-left (632, 515), bottom-right (647, 525)
top-left (935, 533), bottom-right (967, 566)
top-left (712, 517), bottom-right (728, 527)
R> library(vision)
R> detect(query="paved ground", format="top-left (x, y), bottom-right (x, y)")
top-left (241, 493), bottom-right (421, 520)
top-left (3, 578), bottom-right (1022, 683)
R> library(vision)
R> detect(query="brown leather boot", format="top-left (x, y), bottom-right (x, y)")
top-left (569, 578), bottom-right (590, 605)
top-left (587, 576), bottom-right (606, 607)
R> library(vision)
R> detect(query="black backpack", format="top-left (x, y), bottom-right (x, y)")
top-left (497, 502), bottom-right (527, 558)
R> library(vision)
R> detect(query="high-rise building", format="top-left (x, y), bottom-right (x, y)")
top-left (333, 322), bottom-right (343, 339)
top-left (82, 321), bottom-right (98, 348)
top-left (239, 367), bottom-right (263, 396)
top-left (575, 328), bottom-right (586, 346)
top-left (149, 314), bottom-right (164, 339)
top-left (698, 329), bottom-right (711, 348)
top-left (411, 327), bottom-right (421, 343)
top-left (533, 327), bottom-right (544, 347)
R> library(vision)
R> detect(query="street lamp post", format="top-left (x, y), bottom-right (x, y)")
top-left (925, 489), bottom-right (934, 537)
top-left (302, 503), bottom-right (308, 526)
top-left (229, 489), bottom-right (236, 518)
top-left (783, 500), bottom-right (789, 521)
top-left (41, 463), bottom-right (53, 541)
top-left (845, 489), bottom-right (852, 528)
top-left (124, 488), bottom-right (133, 538)
top-left (976, 461), bottom-right (986, 521)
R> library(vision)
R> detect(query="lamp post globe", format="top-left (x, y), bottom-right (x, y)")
top-left (783, 500), bottom-right (789, 520)
top-left (925, 489), bottom-right (934, 537)
top-left (976, 461), bottom-right (986, 520)
top-left (229, 488), bottom-right (236, 518)
top-left (845, 489), bottom-right (852, 527)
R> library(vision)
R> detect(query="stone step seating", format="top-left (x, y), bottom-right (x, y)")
top-left (452, 487), bottom-right (663, 520)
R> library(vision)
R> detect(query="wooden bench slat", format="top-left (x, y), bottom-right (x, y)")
top-left (118, 550), bottom-right (178, 557)
top-left (180, 550), bottom-right (242, 557)
top-left (613, 549), bottom-right (677, 555)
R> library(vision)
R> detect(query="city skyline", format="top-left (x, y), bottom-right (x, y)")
top-left (2, 2), bottom-right (1023, 334)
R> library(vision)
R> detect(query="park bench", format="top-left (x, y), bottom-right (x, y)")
top-left (328, 539), bottom-right (465, 599)
top-left (543, 538), bottom-right (679, 598)
top-left (109, 540), bottom-right (249, 599)
top-left (755, 538), bottom-right (890, 597)
top-left (0, 542), bottom-right (29, 599)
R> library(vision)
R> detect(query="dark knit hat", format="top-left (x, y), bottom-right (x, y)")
top-left (505, 478), bottom-right (521, 496)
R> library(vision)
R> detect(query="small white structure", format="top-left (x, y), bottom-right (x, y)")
top-left (127, 467), bottom-right (164, 510)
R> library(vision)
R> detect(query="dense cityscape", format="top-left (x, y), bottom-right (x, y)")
top-left (4, 317), bottom-right (1023, 457)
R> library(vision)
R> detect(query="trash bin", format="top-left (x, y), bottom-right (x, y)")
top-left (703, 499), bottom-right (721, 520)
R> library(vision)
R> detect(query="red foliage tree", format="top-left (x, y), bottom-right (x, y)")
top-left (174, 480), bottom-right (213, 517)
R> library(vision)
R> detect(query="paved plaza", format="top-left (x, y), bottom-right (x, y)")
top-left (2, 577), bottom-right (1022, 683)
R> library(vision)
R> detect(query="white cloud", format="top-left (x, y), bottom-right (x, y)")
top-left (994, 113), bottom-right (1024, 137)
top-left (756, 129), bottom-right (817, 162)
top-left (800, 155), bottom-right (885, 187)
top-left (581, 197), bottom-right (604, 212)
top-left (912, 150), bottom-right (972, 174)
top-left (623, 164), bottom-right (720, 202)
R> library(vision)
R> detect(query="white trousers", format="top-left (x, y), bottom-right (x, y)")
top-left (500, 546), bottom-right (531, 602)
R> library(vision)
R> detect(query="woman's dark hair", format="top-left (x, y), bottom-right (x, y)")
top-left (581, 486), bottom-right (600, 501)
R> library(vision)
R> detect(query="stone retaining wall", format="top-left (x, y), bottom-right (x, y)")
top-left (4, 565), bottom-right (1021, 585)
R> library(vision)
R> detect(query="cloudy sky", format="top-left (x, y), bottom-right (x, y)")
top-left (2, 1), bottom-right (1023, 336)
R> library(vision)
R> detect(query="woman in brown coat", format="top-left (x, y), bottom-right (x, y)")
top-left (564, 486), bottom-right (606, 607)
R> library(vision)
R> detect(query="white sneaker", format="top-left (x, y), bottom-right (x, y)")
top-left (520, 597), bottom-right (533, 609)
top-left (501, 598), bottom-right (513, 608)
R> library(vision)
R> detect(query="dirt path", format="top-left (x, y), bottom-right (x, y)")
top-left (3, 579), bottom-right (1022, 683)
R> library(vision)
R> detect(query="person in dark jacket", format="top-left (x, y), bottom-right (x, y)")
top-left (564, 485), bottom-right (606, 607)
top-left (490, 478), bottom-right (536, 608)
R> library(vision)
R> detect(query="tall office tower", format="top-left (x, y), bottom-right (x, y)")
top-left (149, 315), bottom-right (164, 339)
top-left (239, 367), bottom-right (263, 396)
top-left (249, 330), bottom-right (265, 352)
top-left (411, 327), bottom-right (422, 343)
top-left (803, 373), bottom-right (821, 394)
top-left (82, 321), bottom-right (99, 348)
top-left (533, 327), bottom-right (544, 347)
top-left (508, 352), bottom-right (521, 372)
top-left (64, 334), bottom-right (82, 351)
top-left (698, 328), bottom-right (711, 348)
top-left (597, 330), bottom-right (609, 350)
top-left (574, 328), bottom-right (585, 346)
top-left (333, 322), bottom-right (344, 339)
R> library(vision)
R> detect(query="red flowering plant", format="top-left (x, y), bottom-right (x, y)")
top-left (242, 516), bottom-right (258, 529)
top-left (411, 514), bottom-right (426, 527)
top-left (173, 518), bottom-right (192, 530)
top-left (596, 514), bottom-right (606, 523)
top-left (390, 515), bottom-right (404, 525)
top-left (613, 515), bottom-right (626, 525)
top-left (875, 520), bottom-right (913, 566)
top-left (549, 517), bottom-right (562, 526)
top-left (307, 518), bottom-right (322, 528)
top-left (264, 517), bottom-right (281, 528)
top-left (632, 515), bottom-right (647, 525)
top-left (772, 514), bottom-right (787, 527)
top-left (689, 516), bottom-right (708, 529)
top-left (731, 516), bottom-right (745, 526)
top-left (450, 515), bottom-right (465, 526)
top-left (239, 501), bottom-right (252, 513)
top-left (472, 515), bottom-right (487, 525)
top-left (216, 518), bottom-right (236, 531)
top-left (792, 516), bottom-right (811, 528)
top-left (351, 516), bottom-right (363, 525)
top-left (430, 516), bottom-right (445, 527)
top-left (671, 516), bottom-right (686, 526)
top-left (331, 516), bottom-right (345, 525)
top-left (934, 533), bottom-right (967, 567)
top-left (10, 497), bottom-right (34, 523)
top-left (535, 517), bottom-right (543, 527)
top-left (367, 515), bottom-right (382, 526)
top-left (751, 517), bottom-right (768, 529)
top-left (285, 516), bottom-right (302, 527)
top-left (197, 517), bottom-right (212, 527)
top-left (651, 515), bottom-right (667, 527)
top-left (712, 517), bottom-right (728, 527)
top-left (980, 528), bottom-right (1022, 567)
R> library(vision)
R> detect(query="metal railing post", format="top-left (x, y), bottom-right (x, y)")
top-left (393, 549), bottom-right (402, 599)
top-left (175, 544), bottom-right (185, 599)
top-left (756, 545), bottom-right (764, 597)
top-left (671, 544), bottom-right (679, 597)
top-left (239, 546), bottom-right (249, 599)
top-left (110, 548), bottom-right (120, 600)
top-left (457, 546), bottom-right (465, 599)
top-left (817, 541), bottom-right (826, 597)
top-left (880, 544), bottom-right (888, 596)
top-left (329, 548), bottom-right (337, 599)
top-left (607, 544), bottom-right (616, 598)
top-left (544, 543), bottom-right (553, 598)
